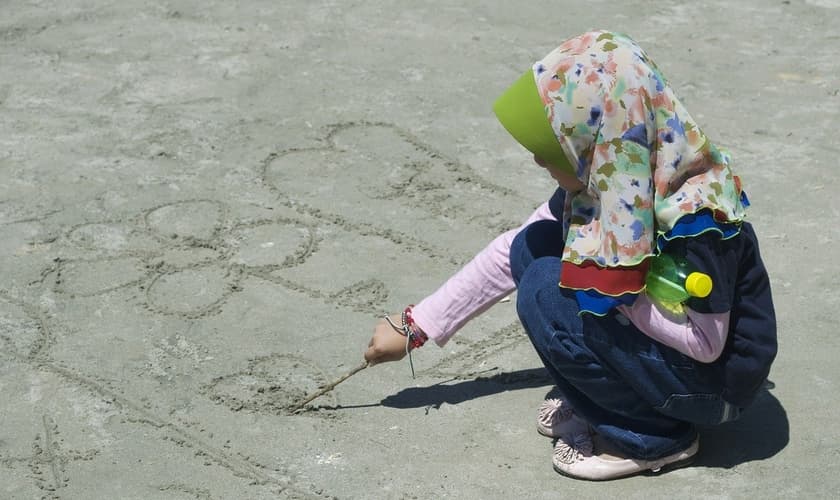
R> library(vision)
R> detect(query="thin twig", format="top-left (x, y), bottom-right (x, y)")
top-left (290, 362), bottom-right (369, 413)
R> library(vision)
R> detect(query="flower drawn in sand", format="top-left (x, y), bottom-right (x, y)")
top-left (261, 121), bottom-right (519, 235)
top-left (202, 354), bottom-right (330, 415)
top-left (56, 200), bottom-right (318, 319)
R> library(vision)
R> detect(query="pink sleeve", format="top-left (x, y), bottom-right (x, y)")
top-left (617, 294), bottom-right (730, 363)
top-left (411, 202), bottom-right (558, 346)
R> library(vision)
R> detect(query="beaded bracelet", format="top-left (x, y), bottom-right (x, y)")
top-left (383, 305), bottom-right (428, 378)
top-left (402, 305), bottom-right (428, 349)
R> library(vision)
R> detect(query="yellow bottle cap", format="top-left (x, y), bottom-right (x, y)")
top-left (492, 69), bottom-right (575, 176)
top-left (685, 272), bottom-right (713, 298)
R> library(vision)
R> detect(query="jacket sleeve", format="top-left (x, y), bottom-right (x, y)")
top-left (411, 196), bottom-right (561, 346)
top-left (713, 224), bottom-right (778, 406)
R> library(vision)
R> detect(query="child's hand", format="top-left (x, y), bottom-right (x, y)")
top-left (364, 314), bottom-right (409, 365)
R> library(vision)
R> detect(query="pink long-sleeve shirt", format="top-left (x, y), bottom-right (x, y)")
top-left (411, 201), bottom-right (729, 363)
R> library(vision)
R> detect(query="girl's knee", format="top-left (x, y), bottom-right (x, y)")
top-left (510, 220), bottom-right (566, 285)
top-left (516, 256), bottom-right (582, 342)
top-left (510, 230), bottom-right (529, 286)
top-left (516, 256), bottom-right (563, 310)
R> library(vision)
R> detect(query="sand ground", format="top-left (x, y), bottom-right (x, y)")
top-left (1, 1), bottom-right (839, 498)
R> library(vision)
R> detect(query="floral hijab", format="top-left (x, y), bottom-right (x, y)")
top-left (533, 31), bottom-right (748, 313)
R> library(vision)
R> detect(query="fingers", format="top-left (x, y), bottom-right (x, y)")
top-left (364, 314), bottom-right (410, 366)
top-left (363, 348), bottom-right (377, 365)
top-left (364, 341), bottom-right (390, 365)
top-left (364, 337), bottom-right (386, 365)
top-left (363, 338), bottom-right (403, 365)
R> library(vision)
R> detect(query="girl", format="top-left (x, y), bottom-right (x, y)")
top-left (364, 31), bottom-right (777, 480)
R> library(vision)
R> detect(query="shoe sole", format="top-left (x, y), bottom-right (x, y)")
top-left (552, 443), bottom-right (698, 481)
top-left (642, 454), bottom-right (696, 476)
top-left (553, 455), bottom-right (696, 481)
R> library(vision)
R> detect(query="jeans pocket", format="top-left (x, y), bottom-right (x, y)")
top-left (655, 393), bottom-right (742, 425)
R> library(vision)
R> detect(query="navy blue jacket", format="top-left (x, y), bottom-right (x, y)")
top-left (549, 188), bottom-right (778, 407)
top-left (677, 223), bottom-right (778, 407)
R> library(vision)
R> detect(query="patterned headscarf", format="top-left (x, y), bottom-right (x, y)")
top-left (533, 31), bottom-right (748, 313)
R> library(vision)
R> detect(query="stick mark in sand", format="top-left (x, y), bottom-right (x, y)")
top-left (291, 361), bottom-right (369, 413)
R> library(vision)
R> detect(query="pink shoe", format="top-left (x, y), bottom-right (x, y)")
top-left (536, 398), bottom-right (589, 438)
top-left (552, 432), bottom-right (699, 481)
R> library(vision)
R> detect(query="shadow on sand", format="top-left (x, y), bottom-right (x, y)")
top-left (694, 381), bottom-right (789, 468)
top-left (380, 369), bottom-right (788, 468)
top-left (381, 367), bottom-right (553, 410)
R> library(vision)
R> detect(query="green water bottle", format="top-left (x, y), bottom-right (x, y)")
top-left (645, 253), bottom-right (713, 304)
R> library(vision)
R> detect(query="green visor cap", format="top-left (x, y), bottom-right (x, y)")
top-left (493, 69), bottom-right (575, 176)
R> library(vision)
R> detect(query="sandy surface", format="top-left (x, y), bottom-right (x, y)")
top-left (1, 1), bottom-right (839, 498)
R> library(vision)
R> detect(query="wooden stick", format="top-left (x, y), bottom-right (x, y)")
top-left (290, 362), bottom-right (369, 412)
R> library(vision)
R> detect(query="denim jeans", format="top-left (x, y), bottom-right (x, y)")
top-left (511, 220), bottom-right (738, 460)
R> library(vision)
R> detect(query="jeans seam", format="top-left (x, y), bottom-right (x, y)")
top-left (721, 401), bottom-right (732, 422)
top-left (624, 430), bottom-right (650, 459)
top-left (583, 327), bottom-right (697, 368)
top-left (617, 429), bottom-right (691, 461)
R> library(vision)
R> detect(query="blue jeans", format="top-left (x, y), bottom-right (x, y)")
top-left (511, 220), bottom-right (739, 460)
